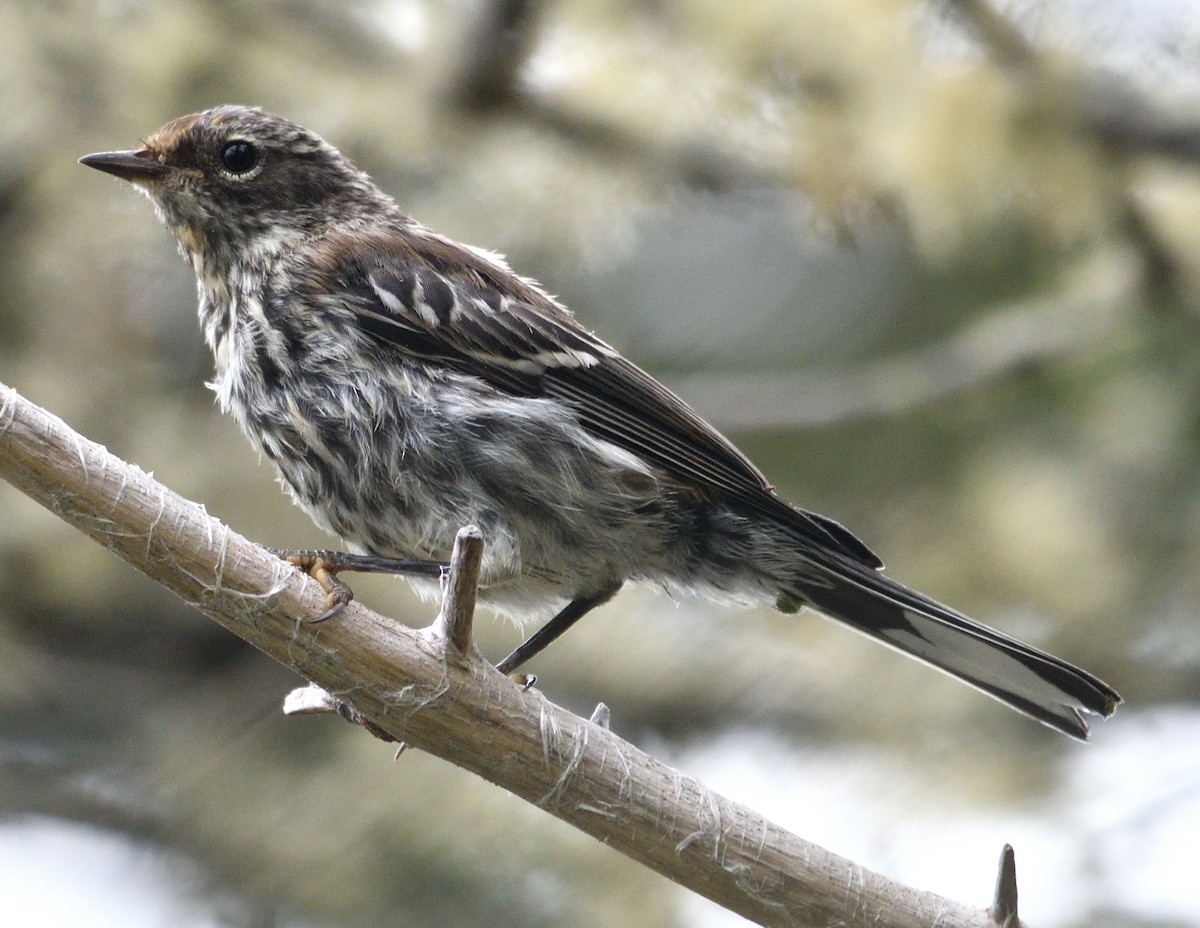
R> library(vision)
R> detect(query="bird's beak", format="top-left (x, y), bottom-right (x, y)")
top-left (79, 148), bottom-right (171, 184)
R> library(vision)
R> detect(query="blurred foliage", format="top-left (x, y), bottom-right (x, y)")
top-left (1, 0), bottom-right (1198, 926)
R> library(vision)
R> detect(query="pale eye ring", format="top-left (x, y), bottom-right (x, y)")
top-left (219, 140), bottom-right (260, 176)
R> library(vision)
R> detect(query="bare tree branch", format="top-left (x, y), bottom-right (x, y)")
top-left (0, 379), bottom-right (1009, 928)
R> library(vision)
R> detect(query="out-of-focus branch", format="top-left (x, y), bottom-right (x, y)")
top-left (515, 95), bottom-right (782, 192)
top-left (0, 380), bottom-right (1008, 928)
top-left (447, 0), bottom-right (545, 112)
top-left (439, 0), bottom-right (778, 191)
top-left (940, 0), bottom-right (1199, 318)
top-left (945, 0), bottom-right (1200, 162)
top-left (941, 0), bottom-right (1038, 69)
top-left (682, 250), bottom-right (1137, 431)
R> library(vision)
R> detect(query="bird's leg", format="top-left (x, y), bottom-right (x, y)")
top-left (273, 549), bottom-right (448, 623)
top-left (494, 582), bottom-right (622, 676)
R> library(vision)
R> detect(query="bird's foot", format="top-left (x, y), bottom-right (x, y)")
top-left (271, 549), bottom-right (448, 623)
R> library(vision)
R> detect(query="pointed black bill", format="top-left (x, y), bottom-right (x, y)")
top-left (79, 149), bottom-right (171, 183)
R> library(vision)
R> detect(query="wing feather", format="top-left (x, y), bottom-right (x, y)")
top-left (302, 225), bottom-right (883, 568)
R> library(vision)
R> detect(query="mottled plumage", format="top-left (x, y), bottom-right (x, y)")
top-left (81, 106), bottom-right (1120, 738)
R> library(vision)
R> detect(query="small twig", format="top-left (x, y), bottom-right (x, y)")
top-left (433, 525), bottom-right (484, 656)
top-left (990, 844), bottom-right (1019, 927)
top-left (282, 682), bottom-right (399, 743)
top-left (589, 702), bottom-right (611, 729)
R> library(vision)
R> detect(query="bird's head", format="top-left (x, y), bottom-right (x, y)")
top-left (80, 105), bottom-right (388, 274)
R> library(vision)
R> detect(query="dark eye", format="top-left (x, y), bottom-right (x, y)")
top-left (219, 140), bottom-right (259, 175)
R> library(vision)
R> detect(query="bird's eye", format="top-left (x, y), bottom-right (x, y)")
top-left (219, 140), bottom-right (259, 175)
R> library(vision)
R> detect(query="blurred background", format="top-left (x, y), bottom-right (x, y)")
top-left (1, 0), bottom-right (1197, 925)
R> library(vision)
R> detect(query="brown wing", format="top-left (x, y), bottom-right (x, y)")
top-left (299, 225), bottom-right (883, 568)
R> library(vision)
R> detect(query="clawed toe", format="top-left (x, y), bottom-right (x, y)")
top-left (272, 548), bottom-right (449, 623)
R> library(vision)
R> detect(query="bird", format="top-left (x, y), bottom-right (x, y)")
top-left (80, 105), bottom-right (1120, 738)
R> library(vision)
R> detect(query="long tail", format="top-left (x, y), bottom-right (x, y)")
top-left (787, 559), bottom-right (1121, 739)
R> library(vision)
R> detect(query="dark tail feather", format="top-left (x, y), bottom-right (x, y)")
top-left (789, 561), bottom-right (1121, 740)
